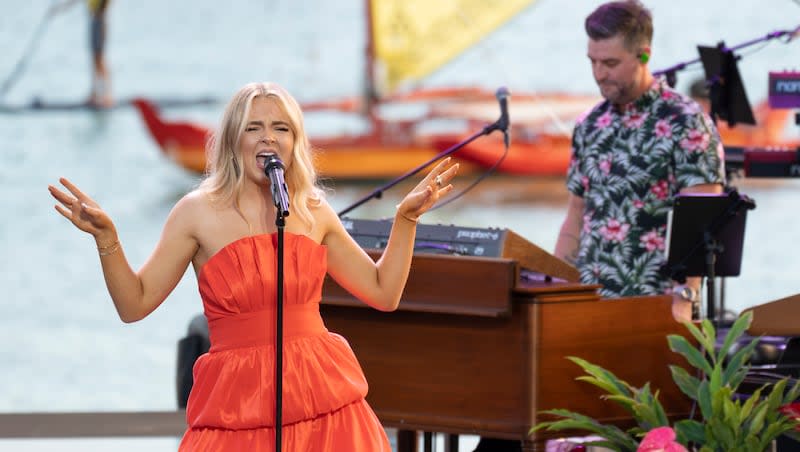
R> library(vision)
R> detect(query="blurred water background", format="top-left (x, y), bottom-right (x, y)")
top-left (1, 0), bottom-right (800, 450)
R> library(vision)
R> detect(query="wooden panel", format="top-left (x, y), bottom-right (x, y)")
top-left (319, 237), bottom-right (692, 449)
top-left (323, 252), bottom-right (517, 317)
top-left (502, 229), bottom-right (580, 283)
top-left (744, 293), bottom-right (800, 336)
top-left (321, 299), bottom-right (535, 437)
top-left (321, 286), bottom-right (693, 446)
top-left (530, 295), bottom-right (691, 430)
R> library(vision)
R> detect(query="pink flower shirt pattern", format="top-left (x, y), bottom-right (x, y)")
top-left (566, 78), bottom-right (725, 297)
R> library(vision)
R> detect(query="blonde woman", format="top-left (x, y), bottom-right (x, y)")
top-left (49, 81), bottom-right (458, 450)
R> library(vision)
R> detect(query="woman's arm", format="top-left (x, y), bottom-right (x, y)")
top-left (49, 177), bottom-right (198, 322)
top-left (323, 158), bottom-right (459, 311)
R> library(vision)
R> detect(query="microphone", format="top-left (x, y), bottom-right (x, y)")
top-left (495, 87), bottom-right (511, 149)
top-left (264, 154), bottom-right (290, 218)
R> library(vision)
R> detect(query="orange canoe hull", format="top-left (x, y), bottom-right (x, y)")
top-left (132, 96), bottom-right (799, 180)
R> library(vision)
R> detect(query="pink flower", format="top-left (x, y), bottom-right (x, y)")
top-left (623, 111), bottom-right (647, 128)
top-left (599, 157), bottom-right (612, 175)
top-left (632, 199), bottom-right (645, 209)
top-left (581, 176), bottom-right (590, 193)
top-left (661, 90), bottom-right (675, 101)
top-left (640, 230), bottom-right (665, 252)
top-left (779, 402), bottom-right (800, 431)
top-left (595, 111), bottom-right (613, 128)
top-left (651, 180), bottom-right (669, 200)
top-left (637, 427), bottom-right (687, 452)
top-left (680, 129), bottom-right (709, 152)
top-left (654, 120), bottom-right (672, 138)
top-left (599, 218), bottom-right (630, 242)
top-left (682, 103), bottom-right (702, 115)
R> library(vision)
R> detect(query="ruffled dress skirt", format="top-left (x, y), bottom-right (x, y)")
top-left (178, 233), bottom-right (391, 451)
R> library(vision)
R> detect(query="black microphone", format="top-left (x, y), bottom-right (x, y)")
top-left (264, 154), bottom-right (290, 217)
top-left (495, 87), bottom-right (511, 149)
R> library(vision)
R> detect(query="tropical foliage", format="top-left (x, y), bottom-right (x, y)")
top-left (530, 311), bottom-right (800, 451)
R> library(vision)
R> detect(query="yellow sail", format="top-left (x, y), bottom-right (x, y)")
top-left (370, 0), bottom-right (536, 94)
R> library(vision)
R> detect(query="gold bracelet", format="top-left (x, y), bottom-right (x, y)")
top-left (98, 240), bottom-right (121, 256)
top-left (97, 239), bottom-right (118, 250)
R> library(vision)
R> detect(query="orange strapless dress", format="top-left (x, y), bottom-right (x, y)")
top-left (179, 233), bottom-right (391, 451)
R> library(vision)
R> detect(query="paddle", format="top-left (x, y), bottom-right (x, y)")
top-left (0, 1), bottom-right (65, 98)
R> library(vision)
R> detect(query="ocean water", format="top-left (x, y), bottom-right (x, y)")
top-left (1, 0), bottom-right (800, 449)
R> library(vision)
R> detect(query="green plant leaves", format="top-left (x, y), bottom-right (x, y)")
top-left (682, 319), bottom-right (716, 359)
top-left (532, 409), bottom-right (640, 452)
top-left (668, 333), bottom-right (713, 375)
top-left (698, 380), bottom-right (712, 419)
top-left (530, 311), bottom-right (800, 451)
top-left (674, 419), bottom-right (704, 445)
top-left (669, 364), bottom-right (700, 399)
top-left (717, 312), bottom-right (753, 363)
top-left (569, 356), bottom-right (633, 397)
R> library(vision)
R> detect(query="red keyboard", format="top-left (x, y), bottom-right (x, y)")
top-left (725, 146), bottom-right (800, 178)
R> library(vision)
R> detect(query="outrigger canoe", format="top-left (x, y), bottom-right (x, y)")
top-left (131, 89), bottom-right (598, 179)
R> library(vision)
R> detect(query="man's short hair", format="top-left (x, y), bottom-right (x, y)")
top-left (585, 0), bottom-right (653, 52)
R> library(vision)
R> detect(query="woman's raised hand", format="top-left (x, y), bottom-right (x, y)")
top-left (396, 157), bottom-right (459, 222)
top-left (48, 177), bottom-right (117, 244)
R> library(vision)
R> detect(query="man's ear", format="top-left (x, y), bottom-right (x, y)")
top-left (638, 46), bottom-right (651, 64)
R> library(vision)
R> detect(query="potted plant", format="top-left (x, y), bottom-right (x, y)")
top-left (531, 311), bottom-right (800, 451)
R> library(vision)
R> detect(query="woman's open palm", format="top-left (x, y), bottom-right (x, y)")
top-left (48, 177), bottom-right (115, 239)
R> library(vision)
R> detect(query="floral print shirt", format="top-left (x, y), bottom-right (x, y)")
top-left (566, 78), bottom-right (725, 298)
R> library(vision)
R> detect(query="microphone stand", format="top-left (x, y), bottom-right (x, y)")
top-left (263, 155), bottom-right (290, 452)
top-left (337, 107), bottom-right (509, 217)
top-left (666, 189), bottom-right (755, 327)
top-left (274, 207), bottom-right (285, 452)
top-left (653, 25), bottom-right (799, 88)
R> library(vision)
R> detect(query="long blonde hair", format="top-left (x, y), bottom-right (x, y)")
top-left (199, 82), bottom-right (324, 231)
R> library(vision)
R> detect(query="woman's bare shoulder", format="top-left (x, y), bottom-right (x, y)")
top-left (174, 189), bottom-right (213, 211)
top-left (311, 197), bottom-right (354, 245)
top-left (310, 197), bottom-right (337, 223)
top-left (165, 189), bottom-right (217, 231)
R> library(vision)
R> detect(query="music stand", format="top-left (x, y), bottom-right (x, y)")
top-left (665, 190), bottom-right (755, 322)
top-left (697, 44), bottom-right (756, 127)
